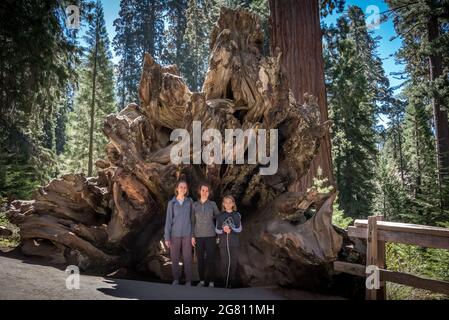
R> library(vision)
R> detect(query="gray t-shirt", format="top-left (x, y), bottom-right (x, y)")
top-left (192, 200), bottom-right (220, 238)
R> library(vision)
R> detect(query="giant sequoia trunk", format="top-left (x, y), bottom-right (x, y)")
top-left (7, 8), bottom-right (344, 290)
top-left (269, 0), bottom-right (334, 193)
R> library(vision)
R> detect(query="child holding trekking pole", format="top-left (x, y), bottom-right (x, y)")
top-left (214, 195), bottom-right (242, 288)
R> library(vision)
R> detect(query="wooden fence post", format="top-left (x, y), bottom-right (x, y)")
top-left (366, 215), bottom-right (386, 300)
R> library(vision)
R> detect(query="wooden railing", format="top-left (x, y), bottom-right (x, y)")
top-left (333, 215), bottom-right (449, 300)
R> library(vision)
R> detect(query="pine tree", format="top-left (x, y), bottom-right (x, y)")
top-left (183, 0), bottom-right (211, 91)
top-left (383, 97), bottom-right (407, 186)
top-left (62, 1), bottom-right (116, 176)
top-left (164, 0), bottom-right (189, 71)
top-left (346, 6), bottom-right (393, 115)
top-left (113, 0), bottom-right (141, 110)
top-left (0, 0), bottom-right (81, 200)
top-left (113, 0), bottom-right (165, 109)
top-left (373, 141), bottom-right (410, 222)
top-left (324, 6), bottom-right (383, 218)
top-left (385, 0), bottom-right (449, 210)
top-left (136, 0), bottom-right (165, 61)
top-left (375, 76), bottom-right (447, 226)
top-left (400, 83), bottom-right (441, 224)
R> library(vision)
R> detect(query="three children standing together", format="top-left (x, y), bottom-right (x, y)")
top-left (164, 181), bottom-right (242, 288)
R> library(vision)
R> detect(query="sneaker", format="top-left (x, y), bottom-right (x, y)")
top-left (185, 281), bottom-right (192, 286)
top-left (208, 282), bottom-right (214, 288)
top-left (172, 280), bottom-right (179, 285)
top-left (197, 281), bottom-right (205, 287)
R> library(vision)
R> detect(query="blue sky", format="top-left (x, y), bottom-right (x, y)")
top-left (94, 0), bottom-right (405, 95)
top-left (323, 0), bottom-right (405, 92)
top-left (99, 0), bottom-right (120, 62)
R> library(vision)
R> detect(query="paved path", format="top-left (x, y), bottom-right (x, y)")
top-left (0, 252), bottom-right (343, 300)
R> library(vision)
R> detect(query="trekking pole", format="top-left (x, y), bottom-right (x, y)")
top-left (225, 232), bottom-right (231, 288)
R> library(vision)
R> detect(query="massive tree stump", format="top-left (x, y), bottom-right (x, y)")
top-left (7, 7), bottom-right (344, 289)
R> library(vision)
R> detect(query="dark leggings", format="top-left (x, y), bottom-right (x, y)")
top-left (195, 236), bottom-right (216, 283)
top-left (219, 243), bottom-right (239, 286)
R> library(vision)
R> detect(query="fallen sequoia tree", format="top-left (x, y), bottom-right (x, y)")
top-left (7, 7), bottom-right (361, 293)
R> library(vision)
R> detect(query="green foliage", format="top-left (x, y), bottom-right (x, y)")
top-left (385, 0), bottom-right (449, 209)
top-left (320, 0), bottom-right (345, 17)
top-left (397, 85), bottom-right (444, 224)
top-left (61, 1), bottom-right (116, 175)
top-left (309, 167), bottom-right (352, 229)
top-left (323, 3), bottom-right (449, 299)
top-left (386, 243), bottom-right (449, 300)
top-left (113, 0), bottom-right (141, 110)
top-left (325, 6), bottom-right (384, 218)
top-left (0, 197), bottom-right (20, 248)
top-left (135, 0), bottom-right (166, 61)
top-left (182, 0), bottom-right (212, 91)
top-left (164, 0), bottom-right (189, 73)
top-left (113, 0), bottom-right (268, 95)
top-left (309, 166), bottom-right (335, 194)
top-left (0, 0), bottom-right (81, 200)
top-left (375, 0), bottom-right (449, 226)
top-left (113, 0), bottom-right (165, 110)
top-left (372, 145), bottom-right (409, 221)
top-left (332, 201), bottom-right (353, 229)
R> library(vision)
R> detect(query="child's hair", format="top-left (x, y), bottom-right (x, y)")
top-left (197, 182), bottom-right (212, 198)
top-left (221, 195), bottom-right (237, 211)
top-left (174, 180), bottom-right (189, 196)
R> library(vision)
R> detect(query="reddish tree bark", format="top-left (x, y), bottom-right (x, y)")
top-left (427, 13), bottom-right (449, 209)
top-left (269, 0), bottom-right (334, 191)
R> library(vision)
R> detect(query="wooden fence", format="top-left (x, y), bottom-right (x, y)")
top-left (333, 215), bottom-right (449, 300)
